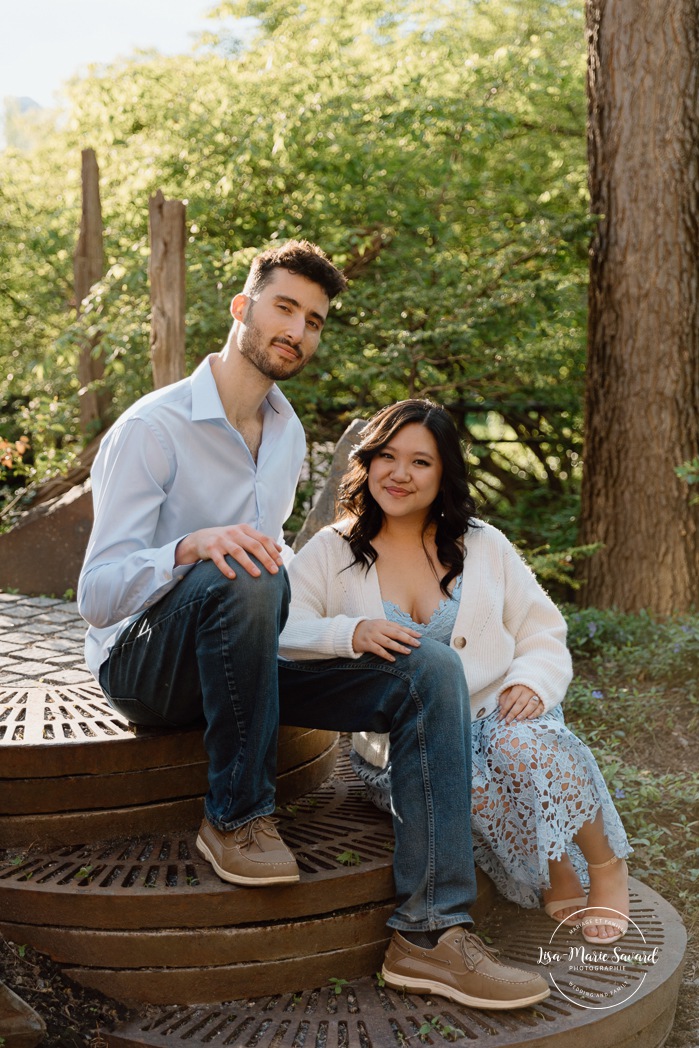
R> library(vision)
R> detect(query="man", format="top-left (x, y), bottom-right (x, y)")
top-left (78, 239), bottom-right (549, 1011)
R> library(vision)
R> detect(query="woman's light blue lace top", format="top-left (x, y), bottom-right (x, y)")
top-left (381, 576), bottom-right (462, 644)
top-left (351, 573), bottom-right (631, 908)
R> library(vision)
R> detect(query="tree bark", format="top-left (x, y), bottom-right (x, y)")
top-left (579, 0), bottom-right (699, 613)
top-left (74, 148), bottom-right (109, 434)
top-left (148, 191), bottom-right (186, 390)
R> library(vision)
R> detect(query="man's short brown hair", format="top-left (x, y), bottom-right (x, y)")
top-left (244, 239), bottom-right (347, 301)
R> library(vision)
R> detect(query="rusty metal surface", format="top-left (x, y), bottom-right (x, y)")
top-left (0, 683), bottom-right (336, 780)
top-left (70, 939), bottom-right (393, 1006)
top-left (1, 761), bottom-right (210, 814)
top-left (0, 744), bottom-right (492, 1009)
top-left (0, 736), bottom-right (495, 1008)
top-left (0, 616), bottom-right (339, 842)
top-left (104, 880), bottom-right (686, 1048)
top-left (0, 979), bottom-right (46, 1047)
top-left (0, 773), bottom-right (397, 928)
top-left (0, 596), bottom-right (688, 1046)
top-left (0, 732), bottom-right (337, 815)
top-left (0, 902), bottom-right (397, 970)
top-left (0, 596), bottom-right (338, 785)
top-left (0, 683), bottom-right (206, 777)
top-left (0, 739), bottom-right (338, 848)
top-left (1, 682), bottom-right (139, 762)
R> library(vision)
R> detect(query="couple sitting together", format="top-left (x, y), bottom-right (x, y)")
top-left (78, 239), bottom-right (630, 1013)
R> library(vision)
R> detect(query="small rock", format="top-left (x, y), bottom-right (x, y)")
top-left (0, 980), bottom-right (46, 1048)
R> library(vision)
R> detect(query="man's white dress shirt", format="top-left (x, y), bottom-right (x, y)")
top-left (78, 356), bottom-right (305, 677)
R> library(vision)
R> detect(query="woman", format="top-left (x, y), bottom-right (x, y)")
top-left (279, 399), bottom-right (630, 943)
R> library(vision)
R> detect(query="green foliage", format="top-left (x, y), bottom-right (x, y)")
top-left (563, 605), bottom-right (699, 933)
top-left (676, 457), bottom-right (699, 505)
top-left (0, 0), bottom-right (589, 544)
top-left (418, 1017), bottom-right (465, 1042)
top-left (519, 540), bottom-right (599, 592)
top-left (565, 606), bottom-right (699, 691)
top-left (328, 976), bottom-right (349, 995)
top-left (336, 849), bottom-right (362, 866)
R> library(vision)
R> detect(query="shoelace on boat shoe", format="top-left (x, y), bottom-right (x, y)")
top-left (233, 815), bottom-right (280, 847)
top-left (455, 930), bottom-right (501, 972)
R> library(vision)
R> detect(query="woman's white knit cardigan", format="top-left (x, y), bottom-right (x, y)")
top-left (279, 519), bottom-right (573, 769)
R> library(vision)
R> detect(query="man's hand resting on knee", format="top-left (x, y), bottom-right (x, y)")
top-left (175, 524), bottom-right (284, 579)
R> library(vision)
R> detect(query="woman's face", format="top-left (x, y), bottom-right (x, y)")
top-left (367, 422), bottom-right (443, 525)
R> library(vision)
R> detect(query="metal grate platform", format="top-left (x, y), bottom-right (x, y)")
top-left (0, 774), bottom-right (396, 929)
top-left (0, 765), bottom-right (494, 1005)
top-left (105, 879), bottom-right (686, 1048)
top-left (0, 683), bottom-right (334, 778)
top-left (0, 683), bottom-right (145, 773)
top-left (0, 871), bottom-right (686, 1046)
top-left (0, 771), bottom-right (399, 1003)
top-left (0, 682), bottom-right (339, 846)
top-left (0, 595), bottom-right (689, 1046)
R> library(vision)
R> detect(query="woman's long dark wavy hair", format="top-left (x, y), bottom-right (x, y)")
top-left (336, 399), bottom-right (479, 596)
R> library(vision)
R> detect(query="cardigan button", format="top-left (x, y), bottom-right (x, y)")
top-left (476, 707), bottom-right (486, 719)
top-left (453, 636), bottom-right (467, 649)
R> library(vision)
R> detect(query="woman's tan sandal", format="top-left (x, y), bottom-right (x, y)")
top-left (543, 896), bottom-right (588, 927)
top-left (581, 855), bottom-right (629, 945)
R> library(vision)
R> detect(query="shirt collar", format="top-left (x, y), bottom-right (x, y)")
top-left (264, 383), bottom-right (295, 420)
top-left (191, 356), bottom-right (227, 422)
top-left (190, 356), bottom-right (296, 423)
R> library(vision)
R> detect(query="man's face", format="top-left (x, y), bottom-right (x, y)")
top-left (233, 268), bottom-right (330, 381)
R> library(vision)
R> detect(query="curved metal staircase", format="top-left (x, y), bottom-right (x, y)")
top-left (0, 593), bottom-right (687, 1048)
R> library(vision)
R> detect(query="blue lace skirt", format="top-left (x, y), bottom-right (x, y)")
top-left (350, 704), bottom-right (631, 909)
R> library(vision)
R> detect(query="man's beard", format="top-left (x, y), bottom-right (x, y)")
top-left (238, 311), bottom-right (308, 381)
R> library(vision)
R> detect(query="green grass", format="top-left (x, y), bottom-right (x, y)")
top-left (562, 605), bottom-right (699, 943)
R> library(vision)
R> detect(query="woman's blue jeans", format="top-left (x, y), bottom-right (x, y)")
top-left (99, 558), bottom-right (476, 932)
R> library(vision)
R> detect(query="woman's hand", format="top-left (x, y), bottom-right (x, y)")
top-left (498, 684), bottom-right (544, 723)
top-left (352, 619), bottom-right (422, 661)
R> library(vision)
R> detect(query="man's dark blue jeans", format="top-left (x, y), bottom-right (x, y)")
top-left (99, 557), bottom-right (477, 932)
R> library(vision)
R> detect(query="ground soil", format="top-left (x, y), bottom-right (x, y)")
top-left (0, 940), bottom-right (132, 1047)
top-left (615, 687), bottom-right (699, 776)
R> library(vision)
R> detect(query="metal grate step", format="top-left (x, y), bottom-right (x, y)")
top-left (106, 880), bottom-right (686, 1048)
top-left (0, 683), bottom-right (339, 846)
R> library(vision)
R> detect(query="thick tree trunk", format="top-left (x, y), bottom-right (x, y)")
top-left (579, 0), bottom-right (699, 613)
top-left (148, 191), bottom-right (186, 390)
top-left (74, 148), bottom-right (109, 434)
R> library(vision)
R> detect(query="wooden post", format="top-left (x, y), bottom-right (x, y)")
top-left (74, 148), bottom-right (109, 433)
top-left (148, 190), bottom-right (186, 389)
